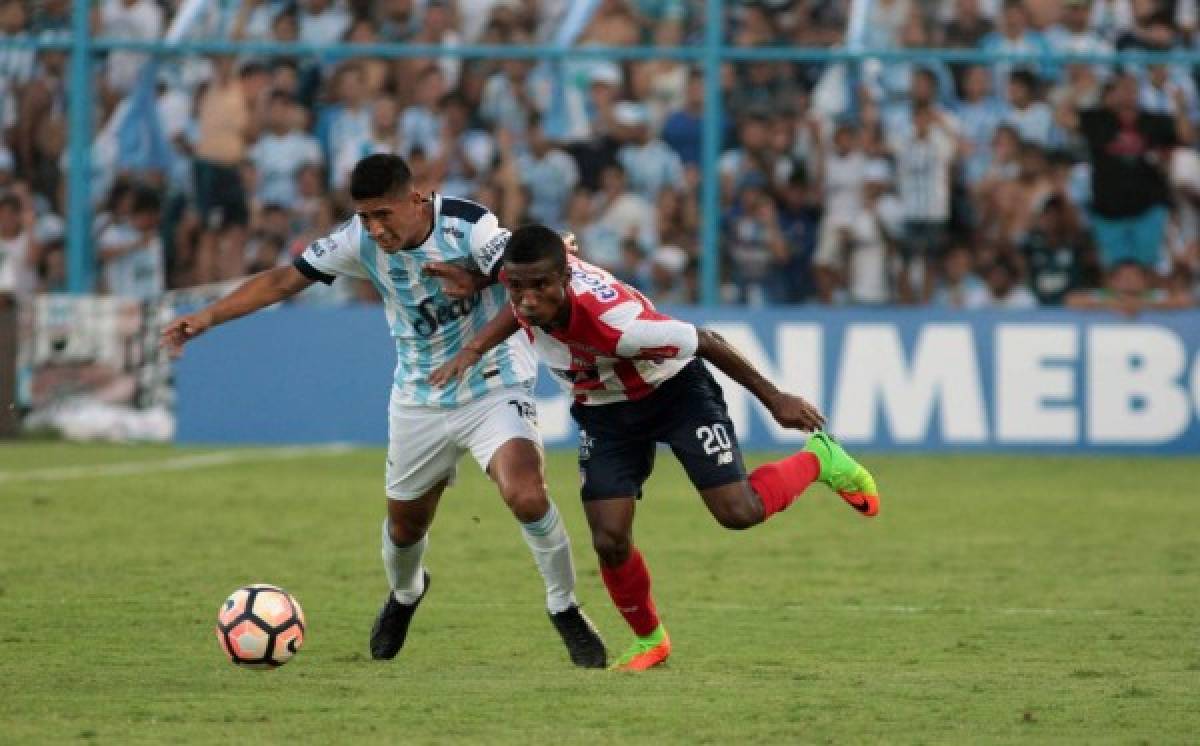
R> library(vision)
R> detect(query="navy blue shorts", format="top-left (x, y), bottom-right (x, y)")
top-left (571, 359), bottom-right (747, 501)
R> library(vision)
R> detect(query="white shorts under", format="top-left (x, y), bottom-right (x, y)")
top-left (385, 385), bottom-right (542, 500)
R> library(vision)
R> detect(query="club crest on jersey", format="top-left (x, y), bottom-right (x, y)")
top-left (412, 292), bottom-right (481, 337)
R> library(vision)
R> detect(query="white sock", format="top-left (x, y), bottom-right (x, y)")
top-left (381, 518), bottom-right (427, 605)
top-left (520, 502), bottom-right (578, 614)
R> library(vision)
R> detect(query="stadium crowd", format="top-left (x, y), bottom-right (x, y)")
top-left (0, 0), bottom-right (1198, 312)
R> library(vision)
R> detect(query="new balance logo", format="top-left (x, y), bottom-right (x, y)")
top-left (716, 452), bottom-right (734, 465)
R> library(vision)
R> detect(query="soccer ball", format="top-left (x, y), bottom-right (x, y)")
top-left (215, 584), bottom-right (306, 669)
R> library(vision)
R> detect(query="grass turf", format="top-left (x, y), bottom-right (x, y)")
top-left (0, 443), bottom-right (1196, 744)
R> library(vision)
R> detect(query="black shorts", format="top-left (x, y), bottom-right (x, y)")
top-left (571, 359), bottom-right (747, 501)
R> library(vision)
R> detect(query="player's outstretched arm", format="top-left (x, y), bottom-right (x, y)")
top-left (160, 265), bottom-right (314, 357)
top-left (428, 304), bottom-right (522, 387)
top-left (696, 328), bottom-right (826, 432)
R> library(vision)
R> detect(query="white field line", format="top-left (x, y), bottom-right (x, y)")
top-left (0, 445), bottom-right (356, 484)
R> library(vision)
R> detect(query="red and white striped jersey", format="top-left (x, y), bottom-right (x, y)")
top-left (515, 257), bottom-right (699, 405)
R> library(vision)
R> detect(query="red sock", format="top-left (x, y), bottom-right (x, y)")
top-left (749, 451), bottom-right (820, 520)
top-left (599, 548), bottom-right (660, 637)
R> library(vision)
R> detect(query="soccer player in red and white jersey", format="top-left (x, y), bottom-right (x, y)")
top-left (428, 225), bottom-right (880, 671)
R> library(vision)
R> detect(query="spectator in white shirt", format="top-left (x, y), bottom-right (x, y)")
top-left (615, 101), bottom-right (685, 203)
top-left (298, 0), bottom-right (350, 45)
top-left (580, 163), bottom-right (658, 269)
top-left (965, 253), bottom-right (1039, 309)
top-left (332, 96), bottom-right (402, 192)
top-left (400, 66), bottom-right (446, 159)
top-left (814, 159), bottom-right (903, 305)
top-left (1003, 69), bottom-right (1057, 148)
top-left (101, 0), bottom-right (164, 96)
top-left (892, 103), bottom-right (960, 302)
top-left (98, 186), bottom-right (164, 301)
top-left (519, 114), bottom-right (580, 227)
top-left (248, 92), bottom-right (323, 208)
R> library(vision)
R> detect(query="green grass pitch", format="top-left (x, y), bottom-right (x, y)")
top-left (1, 443), bottom-right (1197, 744)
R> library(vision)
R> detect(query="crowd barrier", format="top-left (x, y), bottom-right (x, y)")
top-left (175, 306), bottom-right (1200, 454)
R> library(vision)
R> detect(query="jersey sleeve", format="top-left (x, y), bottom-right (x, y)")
top-left (601, 301), bottom-right (700, 360)
top-left (292, 217), bottom-right (367, 284)
top-left (467, 209), bottom-right (511, 277)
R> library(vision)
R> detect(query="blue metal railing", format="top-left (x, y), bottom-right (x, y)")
top-left (5, 17), bottom-right (1200, 303)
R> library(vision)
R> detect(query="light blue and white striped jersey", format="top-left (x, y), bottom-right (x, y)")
top-left (294, 194), bottom-right (536, 408)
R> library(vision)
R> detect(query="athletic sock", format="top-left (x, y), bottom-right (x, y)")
top-left (381, 518), bottom-right (427, 605)
top-left (748, 451), bottom-right (821, 520)
top-left (520, 501), bottom-right (578, 614)
top-left (599, 547), bottom-right (660, 637)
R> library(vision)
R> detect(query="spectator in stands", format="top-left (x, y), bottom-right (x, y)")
top-left (1020, 194), bottom-right (1095, 305)
top-left (964, 253), bottom-right (1039, 309)
top-left (100, 0), bottom-right (164, 107)
top-left (933, 244), bottom-right (987, 308)
top-left (661, 70), bottom-right (704, 167)
top-left (955, 65), bottom-right (1007, 187)
top-left (566, 63), bottom-right (622, 190)
top-left (400, 65), bottom-right (447, 159)
top-left (628, 18), bottom-right (688, 130)
top-left (1004, 69), bottom-right (1058, 148)
top-left (519, 114), bottom-right (580, 228)
top-left (980, 0), bottom-right (1053, 92)
top-left (0, 188), bottom-right (36, 306)
top-left (647, 243), bottom-right (691, 305)
top-left (98, 186), bottom-right (164, 301)
top-left (581, 162), bottom-right (657, 269)
top-left (813, 159), bottom-right (901, 306)
top-left (938, 0), bottom-right (994, 48)
top-left (321, 63), bottom-right (373, 164)
top-left (248, 91), bottom-right (323, 216)
top-left (892, 102), bottom-right (960, 303)
top-left (298, 0), bottom-right (351, 46)
top-left (332, 95), bottom-right (402, 191)
top-left (434, 92), bottom-right (495, 197)
top-left (722, 177), bottom-right (791, 305)
top-left (194, 58), bottom-right (268, 234)
top-left (0, 0), bottom-right (35, 91)
top-left (615, 101), bottom-right (684, 203)
top-left (1066, 72), bottom-right (1181, 268)
top-left (1066, 258), bottom-right (1193, 314)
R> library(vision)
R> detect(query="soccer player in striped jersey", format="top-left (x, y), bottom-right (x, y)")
top-left (429, 225), bottom-right (881, 671)
top-left (161, 155), bottom-right (606, 668)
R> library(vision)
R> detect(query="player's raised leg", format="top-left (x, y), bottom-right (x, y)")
top-left (480, 396), bottom-right (606, 669)
top-left (585, 497), bottom-right (671, 671)
top-left (372, 484), bottom-right (443, 660)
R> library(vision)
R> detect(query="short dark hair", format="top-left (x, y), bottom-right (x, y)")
top-left (350, 154), bottom-right (412, 200)
top-left (504, 224), bottom-right (568, 273)
top-left (131, 187), bottom-right (161, 215)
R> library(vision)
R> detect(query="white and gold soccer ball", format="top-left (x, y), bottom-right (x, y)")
top-left (215, 584), bottom-right (306, 669)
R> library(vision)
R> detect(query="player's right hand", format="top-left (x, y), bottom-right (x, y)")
top-left (160, 310), bottom-right (214, 358)
top-left (428, 347), bottom-right (482, 387)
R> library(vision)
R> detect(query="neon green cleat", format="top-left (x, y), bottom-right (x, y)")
top-left (802, 432), bottom-right (880, 517)
top-left (610, 625), bottom-right (671, 672)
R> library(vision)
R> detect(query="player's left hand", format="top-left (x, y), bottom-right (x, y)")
top-left (767, 392), bottom-right (826, 432)
top-left (428, 347), bottom-right (482, 387)
top-left (423, 261), bottom-right (484, 299)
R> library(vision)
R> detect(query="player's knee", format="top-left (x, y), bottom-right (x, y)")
top-left (591, 530), bottom-right (631, 566)
top-left (503, 487), bottom-right (550, 524)
top-left (712, 501), bottom-right (763, 531)
top-left (387, 515), bottom-right (426, 547)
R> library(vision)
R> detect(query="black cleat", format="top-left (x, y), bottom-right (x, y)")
top-left (548, 605), bottom-right (607, 668)
top-left (370, 571), bottom-right (430, 660)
